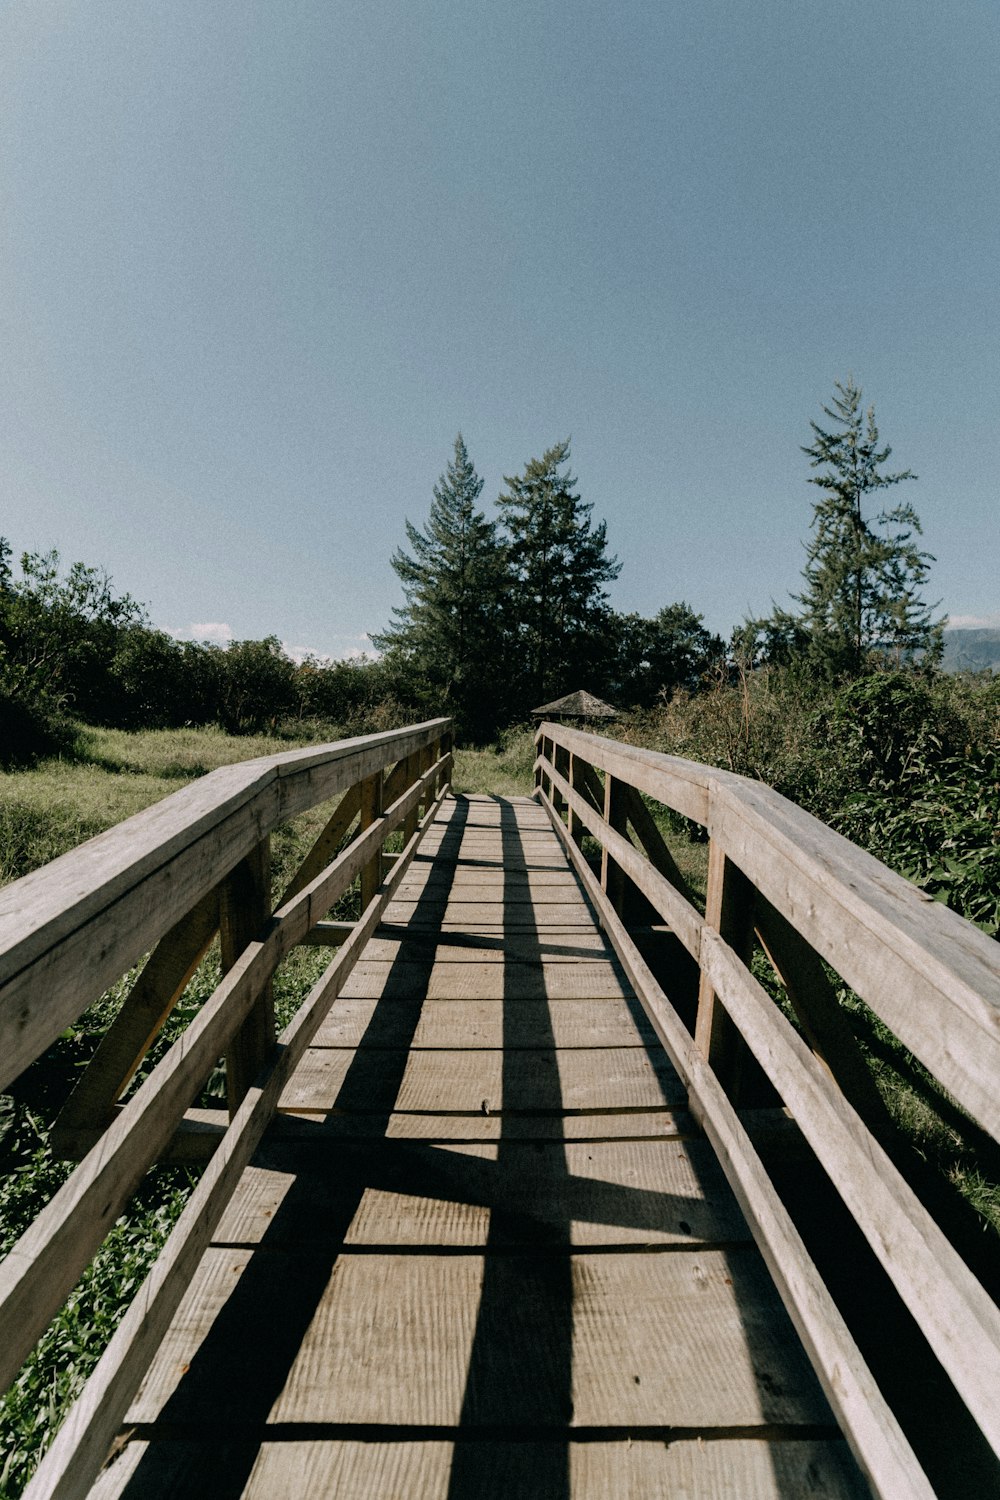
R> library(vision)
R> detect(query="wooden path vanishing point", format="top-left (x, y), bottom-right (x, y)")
top-left (87, 793), bottom-right (867, 1499)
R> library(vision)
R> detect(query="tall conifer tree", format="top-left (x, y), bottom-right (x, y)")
top-left (497, 440), bottom-right (620, 704)
top-left (373, 435), bottom-right (507, 737)
top-left (796, 379), bottom-right (942, 675)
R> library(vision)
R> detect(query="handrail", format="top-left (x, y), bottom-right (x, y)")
top-left (0, 717), bottom-right (453, 1499)
top-left (534, 720), bottom-right (1000, 1500)
top-left (0, 717), bottom-right (451, 1092)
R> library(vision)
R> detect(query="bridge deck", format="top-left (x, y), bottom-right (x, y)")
top-left (91, 795), bottom-right (867, 1498)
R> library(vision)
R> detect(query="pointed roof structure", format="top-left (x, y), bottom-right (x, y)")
top-left (531, 689), bottom-right (619, 722)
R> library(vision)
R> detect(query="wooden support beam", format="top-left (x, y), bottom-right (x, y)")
top-left (552, 743), bottom-right (569, 816)
top-left (694, 839), bottom-right (756, 1105)
top-left (567, 754), bottom-right (586, 846)
top-left (402, 750), bottom-right (422, 843)
top-left (753, 895), bottom-right (896, 1145)
top-left (601, 773), bottom-right (629, 917)
top-left (52, 890), bottom-right (220, 1155)
top-left (359, 770), bottom-right (384, 909)
top-left (623, 784), bottom-right (696, 904)
top-left (222, 838), bottom-right (276, 1116)
top-left (277, 782), bottom-right (361, 909)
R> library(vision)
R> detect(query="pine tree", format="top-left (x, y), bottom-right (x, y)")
top-left (497, 440), bottom-right (620, 705)
top-left (372, 435), bottom-right (507, 737)
top-left (796, 379), bottom-right (942, 675)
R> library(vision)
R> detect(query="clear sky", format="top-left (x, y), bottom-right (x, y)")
top-left (2, 1), bottom-right (997, 657)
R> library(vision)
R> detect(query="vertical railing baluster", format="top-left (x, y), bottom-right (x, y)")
top-left (223, 835), bottom-right (276, 1114)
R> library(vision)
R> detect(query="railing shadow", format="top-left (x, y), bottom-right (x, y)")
top-left (446, 797), bottom-right (573, 1499)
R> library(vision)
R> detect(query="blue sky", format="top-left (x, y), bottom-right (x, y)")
top-left (2, 1), bottom-right (997, 657)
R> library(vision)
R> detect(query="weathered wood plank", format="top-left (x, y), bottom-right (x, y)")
top-left (337, 960), bottom-right (631, 1001)
top-left (382, 901), bottom-right (595, 928)
top-left (361, 930), bottom-right (613, 962)
top-left (270, 1107), bottom-right (697, 1142)
top-left (124, 1247), bottom-right (834, 1430)
top-left (312, 996), bottom-right (655, 1050)
top-left (212, 1136), bottom-right (750, 1249)
top-left (279, 1044), bottom-right (685, 1115)
top-left (88, 1435), bottom-right (868, 1500)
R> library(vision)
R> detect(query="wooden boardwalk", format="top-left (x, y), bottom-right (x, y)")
top-left (90, 794), bottom-right (866, 1499)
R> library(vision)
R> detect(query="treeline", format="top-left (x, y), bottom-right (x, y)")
top-left (0, 378), bottom-right (956, 764)
top-left (0, 540), bottom-right (426, 765)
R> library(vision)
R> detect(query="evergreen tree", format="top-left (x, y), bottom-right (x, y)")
top-left (372, 435), bottom-right (507, 738)
top-left (796, 379), bottom-right (942, 675)
top-left (497, 440), bottom-right (621, 706)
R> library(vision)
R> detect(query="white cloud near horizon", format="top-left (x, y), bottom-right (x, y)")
top-left (946, 613), bottom-right (1000, 630)
top-left (162, 624), bottom-right (379, 660)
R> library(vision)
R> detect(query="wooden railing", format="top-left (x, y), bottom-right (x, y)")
top-left (534, 721), bottom-right (1000, 1500)
top-left (0, 718), bottom-right (452, 1499)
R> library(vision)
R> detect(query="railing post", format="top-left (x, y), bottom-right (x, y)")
top-left (223, 836), bottom-right (275, 1115)
top-left (601, 773), bottom-right (629, 916)
top-left (694, 839), bottom-right (756, 1103)
top-left (402, 750), bottom-right (422, 842)
top-left (359, 768), bottom-right (384, 908)
top-left (552, 742), bottom-right (569, 816)
top-left (568, 753), bottom-right (585, 847)
top-left (534, 730), bottom-right (544, 793)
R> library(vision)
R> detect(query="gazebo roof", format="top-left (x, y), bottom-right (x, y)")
top-left (531, 689), bottom-right (619, 720)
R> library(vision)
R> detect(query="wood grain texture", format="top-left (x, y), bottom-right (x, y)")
top-left (212, 1137), bottom-right (750, 1249)
top-left (88, 1436), bottom-right (868, 1500)
top-left (312, 996), bottom-right (656, 1050)
top-left (337, 960), bottom-right (631, 1001)
top-left (123, 1247), bottom-right (832, 1430)
top-left (279, 1043), bottom-right (685, 1114)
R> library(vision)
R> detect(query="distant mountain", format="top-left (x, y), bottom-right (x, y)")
top-left (941, 628), bottom-right (1000, 674)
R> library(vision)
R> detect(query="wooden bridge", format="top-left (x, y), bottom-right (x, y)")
top-left (1, 718), bottom-right (999, 1498)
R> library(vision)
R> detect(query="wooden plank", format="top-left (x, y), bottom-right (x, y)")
top-left (312, 996), bottom-right (656, 1050)
top-left (701, 926), bottom-right (1000, 1456)
top-left (538, 787), bottom-right (934, 1499)
top-left (88, 1435), bottom-right (869, 1500)
top-left (337, 960), bottom-right (632, 1001)
top-left (212, 1136), bottom-right (751, 1249)
top-left (361, 931), bottom-right (613, 962)
top-left (280, 1044), bottom-right (685, 1115)
top-left (382, 901), bottom-right (595, 928)
top-left (271, 1107), bottom-right (697, 1142)
top-left (124, 1247), bottom-right (835, 1430)
top-left (20, 780), bottom-right (453, 1500)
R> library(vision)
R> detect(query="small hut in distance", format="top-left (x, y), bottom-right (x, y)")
top-left (531, 689), bottom-right (619, 725)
